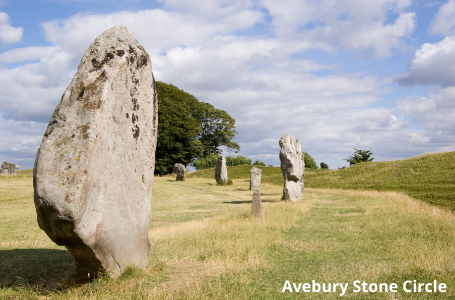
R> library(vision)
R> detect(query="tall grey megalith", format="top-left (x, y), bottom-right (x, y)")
top-left (33, 26), bottom-right (158, 278)
top-left (279, 134), bottom-right (304, 202)
top-left (215, 155), bottom-right (228, 184)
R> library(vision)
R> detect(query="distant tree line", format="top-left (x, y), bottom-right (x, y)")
top-left (192, 154), bottom-right (267, 170)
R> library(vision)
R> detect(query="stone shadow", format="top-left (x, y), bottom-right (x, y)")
top-left (0, 248), bottom-right (75, 290)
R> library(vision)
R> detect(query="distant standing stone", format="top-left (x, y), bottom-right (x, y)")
top-left (33, 26), bottom-right (158, 278)
top-left (249, 167), bottom-right (261, 190)
top-left (175, 163), bottom-right (185, 181)
top-left (279, 134), bottom-right (304, 202)
top-left (251, 189), bottom-right (263, 218)
top-left (0, 161), bottom-right (19, 175)
top-left (215, 156), bottom-right (228, 184)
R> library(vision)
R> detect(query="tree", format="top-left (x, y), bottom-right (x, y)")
top-left (155, 82), bottom-right (239, 174)
top-left (252, 160), bottom-right (266, 166)
top-left (194, 102), bottom-right (240, 156)
top-left (344, 148), bottom-right (374, 165)
top-left (320, 162), bottom-right (329, 169)
top-left (303, 152), bottom-right (318, 169)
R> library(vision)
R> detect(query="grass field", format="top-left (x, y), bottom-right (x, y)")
top-left (2, 161), bottom-right (455, 299)
top-left (188, 151), bottom-right (455, 210)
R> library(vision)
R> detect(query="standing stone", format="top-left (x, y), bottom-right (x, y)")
top-left (279, 134), bottom-right (304, 202)
top-left (172, 163), bottom-right (179, 174)
top-left (251, 189), bottom-right (263, 218)
top-left (0, 161), bottom-right (19, 175)
top-left (215, 156), bottom-right (228, 184)
top-left (249, 167), bottom-right (261, 190)
top-left (175, 163), bottom-right (185, 181)
top-left (33, 26), bottom-right (158, 278)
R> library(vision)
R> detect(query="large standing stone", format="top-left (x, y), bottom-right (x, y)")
top-left (279, 134), bottom-right (304, 202)
top-left (249, 167), bottom-right (261, 190)
top-left (33, 26), bottom-right (158, 278)
top-left (251, 189), bottom-right (263, 218)
top-left (215, 156), bottom-right (228, 184)
top-left (0, 161), bottom-right (19, 175)
top-left (175, 163), bottom-right (185, 181)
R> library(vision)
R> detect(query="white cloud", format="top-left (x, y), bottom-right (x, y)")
top-left (0, 46), bottom-right (57, 64)
top-left (0, 12), bottom-right (23, 45)
top-left (428, 0), bottom-right (455, 35)
top-left (260, 0), bottom-right (415, 57)
top-left (395, 36), bottom-right (455, 87)
top-left (0, 46), bottom-right (73, 122)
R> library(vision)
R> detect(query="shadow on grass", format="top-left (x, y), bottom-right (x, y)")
top-left (223, 199), bottom-right (279, 204)
top-left (0, 248), bottom-right (75, 290)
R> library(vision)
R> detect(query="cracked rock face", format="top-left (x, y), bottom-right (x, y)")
top-left (279, 134), bottom-right (304, 202)
top-left (33, 26), bottom-right (158, 278)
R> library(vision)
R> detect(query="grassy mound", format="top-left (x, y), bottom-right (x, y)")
top-left (188, 151), bottom-right (455, 210)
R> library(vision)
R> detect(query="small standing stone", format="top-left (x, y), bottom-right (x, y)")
top-left (0, 161), bottom-right (19, 175)
top-left (251, 189), bottom-right (263, 218)
top-left (279, 134), bottom-right (304, 202)
top-left (215, 155), bottom-right (228, 184)
top-left (175, 163), bottom-right (185, 181)
top-left (249, 167), bottom-right (261, 190)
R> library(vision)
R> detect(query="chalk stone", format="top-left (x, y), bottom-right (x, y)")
top-left (0, 161), bottom-right (19, 175)
top-left (215, 156), bottom-right (228, 184)
top-left (279, 134), bottom-right (304, 202)
top-left (251, 189), bottom-right (263, 218)
top-left (249, 167), bottom-right (261, 190)
top-left (175, 163), bottom-right (185, 181)
top-left (33, 26), bottom-right (158, 278)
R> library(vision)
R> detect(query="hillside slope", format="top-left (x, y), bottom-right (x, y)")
top-left (187, 151), bottom-right (455, 209)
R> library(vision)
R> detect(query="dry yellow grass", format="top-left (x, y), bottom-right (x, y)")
top-left (1, 175), bottom-right (455, 299)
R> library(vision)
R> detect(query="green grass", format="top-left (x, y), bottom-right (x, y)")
top-left (1, 154), bottom-right (455, 299)
top-left (188, 151), bottom-right (455, 210)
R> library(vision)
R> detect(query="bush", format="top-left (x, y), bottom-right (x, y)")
top-left (320, 162), bottom-right (329, 169)
top-left (345, 148), bottom-right (374, 165)
top-left (252, 160), bottom-right (266, 166)
top-left (226, 155), bottom-right (251, 166)
top-left (192, 154), bottom-right (219, 170)
top-left (303, 152), bottom-right (318, 169)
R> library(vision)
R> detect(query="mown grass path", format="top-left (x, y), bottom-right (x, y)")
top-left (1, 174), bottom-right (455, 299)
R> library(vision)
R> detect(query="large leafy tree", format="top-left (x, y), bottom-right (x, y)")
top-left (155, 82), bottom-right (239, 174)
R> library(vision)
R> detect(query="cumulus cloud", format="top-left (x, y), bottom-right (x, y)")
top-left (0, 46), bottom-right (73, 122)
top-left (260, 0), bottom-right (415, 57)
top-left (428, 0), bottom-right (455, 35)
top-left (395, 36), bottom-right (455, 87)
top-left (0, 12), bottom-right (23, 45)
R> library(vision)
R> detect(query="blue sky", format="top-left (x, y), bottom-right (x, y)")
top-left (0, 0), bottom-right (454, 170)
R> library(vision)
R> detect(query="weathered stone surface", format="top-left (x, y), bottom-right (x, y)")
top-left (279, 134), bottom-right (304, 202)
top-left (33, 26), bottom-right (158, 278)
top-left (251, 189), bottom-right (263, 218)
top-left (215, 156), bottom-right (228, 184)
top-left (175, 163), bottom-right (185, 181)
top-left (0, 161), bottom-right (19, 175)
top-left (249, 167), bottom-right (261, 190)
top-left (172, 163), bottom-right (179, 174)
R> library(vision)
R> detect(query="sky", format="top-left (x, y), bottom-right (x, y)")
top-left (0, 0), bottom-right (454, 170)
